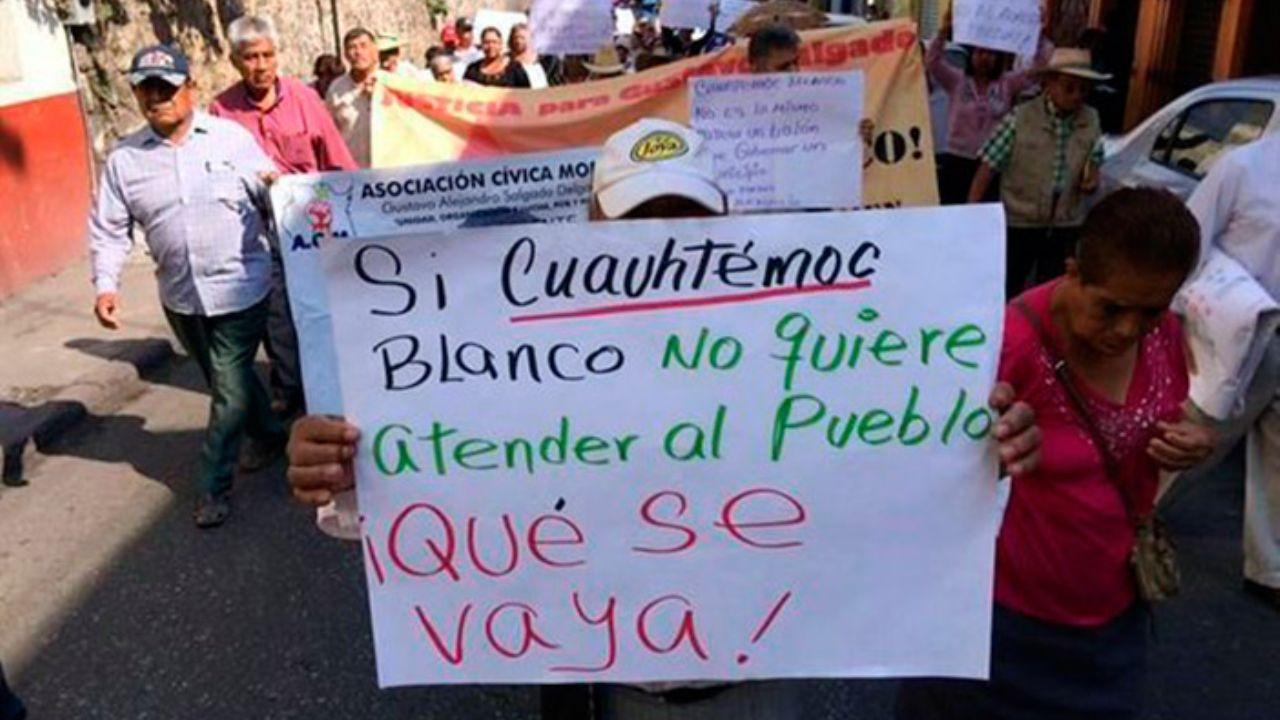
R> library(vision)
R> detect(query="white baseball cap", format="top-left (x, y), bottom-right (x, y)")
top-left (593, 118), bottom-right (726, 219)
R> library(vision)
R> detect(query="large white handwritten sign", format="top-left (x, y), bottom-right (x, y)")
top-left (691, 72), bottom-right (865, 212)
top-left (324, 205), bottom-right (1006, 686)
top-left (953, 0), bottom-right (1042, 58)
top-left (270, 148), bottom-right (596, 415)
top-left (531, 0), bottom-right (616, 56)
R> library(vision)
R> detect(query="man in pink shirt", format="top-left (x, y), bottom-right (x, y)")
top-left (210, 15), bottom-right (358, 419)
top-left (211, 15), bottom-right (357, 174)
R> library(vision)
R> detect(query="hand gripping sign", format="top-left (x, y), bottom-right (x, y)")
top-left (322, 204), bottom-right (1006, 686)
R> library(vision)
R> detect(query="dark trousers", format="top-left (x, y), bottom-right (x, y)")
top-left (895, 603), bottom-right (1148, 720)
top-left (265, 250), bottom-right (304, 415)
top-left (0, 661), bottom-right (25, 720)
top-left (164, 299), bottom-right (283, 495)
top-left (937, 154), bottom-right (997, 206)
top-left (1006, 225), bottom-right (1080, 299)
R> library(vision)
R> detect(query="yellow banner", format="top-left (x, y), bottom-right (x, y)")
top-left (373, 20), bottom-right (937, 208)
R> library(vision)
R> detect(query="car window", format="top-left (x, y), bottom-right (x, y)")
top-left (1150, 99), bottom-right (1274, 178)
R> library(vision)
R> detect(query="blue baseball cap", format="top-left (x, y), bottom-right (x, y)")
top-left (128, 44), bottom-right (190, 86)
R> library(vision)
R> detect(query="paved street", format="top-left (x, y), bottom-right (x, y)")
top-left (0, 352), bottom-right (1276, 719)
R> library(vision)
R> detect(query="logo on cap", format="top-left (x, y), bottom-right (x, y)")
top-left (630, 131), bottom-right (689, 163)
top-left (138, 50), bottom-right (176, 69)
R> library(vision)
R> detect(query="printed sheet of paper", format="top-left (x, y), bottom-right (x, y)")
top-left (691, 72), bottom-right (865, 211)
top-left (953, 0), bottom-right (1042, 57)
top-left (1176, 249), bottom-right (1280, 419)
top-left (531, 0), bottom-right (616, 56)
top-left (323, 205), bottom-right (1006, 686)
top-left (270, 148), bottom-right (596, 415)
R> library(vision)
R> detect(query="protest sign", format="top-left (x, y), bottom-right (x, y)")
top-left (372, 20), bottom-right (938, 208)
top-left (530, 0), bottom-right (615, 56)
top-left (1175, 249), bottom-right (1280, 419)
top-left (953, 0), bottom-right (1042, 57)
top-left (270, 148), bottom-right (597, 416)
top-left (660, 0), bottom-right (754, 30)
top-left (691, 71), bottom-right (865, 211)
top-left (323, 204), bottom-right (1005, 686)
top-left (472, 9), bottom-right (529, 46)
top-left (615, 7), bottom-right (636, 37)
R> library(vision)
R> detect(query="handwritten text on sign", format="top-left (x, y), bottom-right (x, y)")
top-left (953, 0), bottom-right (1042, 58)
top-left (270, 148), bottom-right (596, 415)
top-left (324, 206), bottom-right (1005, 686)
top-left (691, 72), bottom-right (865, 211)
top-left (530, 0), bottom-right (615, 56)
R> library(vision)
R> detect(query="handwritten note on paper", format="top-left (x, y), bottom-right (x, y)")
top-left (691, 72), bottom-right (865, 212)
top-left (323, 205), bottom-right (1007, 687)
top-left (531, 0), bottom-right (616, 56)
top-left (661, 0), bottom-right (754, 30)
top-left (1175, 249), bottom-right (1280, 419)
top-left (953, 0), bottom-right (1042, 57)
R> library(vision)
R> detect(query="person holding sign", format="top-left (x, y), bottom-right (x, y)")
top-left (927, 8), bottom-right (1053, 205)
top-left (464, 27), bottom-right (532, 89)
top-left (286, 122), bottom-right (1044, 711)
top-left (969, 47), bottom-right (1108, 299)
top-left (896, 188), bottom-right (1215, 720)
top-left (1180, 134), bottom-right (1280, 610)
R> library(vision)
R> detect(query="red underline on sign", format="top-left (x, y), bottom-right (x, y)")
top-left (508, 280), bottom-right (874, 324)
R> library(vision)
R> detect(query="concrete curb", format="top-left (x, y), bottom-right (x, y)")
top-left (1, 338), bottom-right (176, 486)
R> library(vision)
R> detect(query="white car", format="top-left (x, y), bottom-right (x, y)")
top-left (1100, 77), bottom-right (1280, 200)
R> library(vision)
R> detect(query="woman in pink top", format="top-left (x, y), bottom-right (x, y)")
top-left (897, 188), bottom-right (1215, 720)
top-left (927, 11), bottom-right (1053, 204)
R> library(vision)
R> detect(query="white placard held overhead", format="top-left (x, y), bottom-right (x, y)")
top-left (270, 148), bottom-right (597, 415)
top-left (472, 9), bottom-right (530, 46)
top-left (690, 71), bottom-right (865, 212)
top-left (531, 0), bottom-right (616, 56)
top-left (953, 0), bottom-right (1042, 57)
top-left (323, 205), bottom-right (1007, 687)
top-left (661, 0), bottom-right (755, 30)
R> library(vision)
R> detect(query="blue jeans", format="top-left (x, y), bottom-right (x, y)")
top-left (164, 299), bottom-right (283, 495)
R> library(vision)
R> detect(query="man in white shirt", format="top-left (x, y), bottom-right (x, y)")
top-left (325, 28), bottom-right (381, 168)
top-left (1185, 133), bottom-right (1280, 608)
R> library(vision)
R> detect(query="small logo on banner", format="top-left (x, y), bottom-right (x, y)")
top-left (305, 185), bottom-right (335, 234)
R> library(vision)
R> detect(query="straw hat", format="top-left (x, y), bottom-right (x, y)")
top-left (583, 44), bottom-right (626, 76)
top-left (376, 34), bottom-right (402, 52)
top-left (1039, 48), bottom-right (1112, 81)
